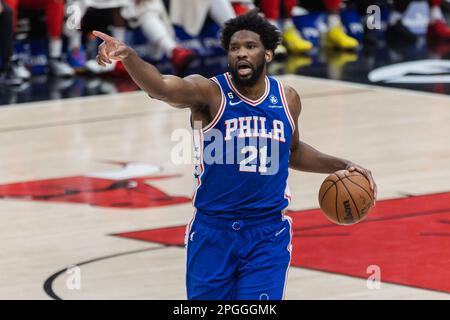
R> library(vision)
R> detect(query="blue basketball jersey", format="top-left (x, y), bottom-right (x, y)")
top-left (192, 72), bottom-right (295, 220)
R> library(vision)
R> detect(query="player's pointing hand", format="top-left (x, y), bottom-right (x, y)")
top-left (92, 30), bottom-right (133, 66)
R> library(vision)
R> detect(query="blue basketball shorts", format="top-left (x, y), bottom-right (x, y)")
top-left (184, 211), bottom-right (293, 300)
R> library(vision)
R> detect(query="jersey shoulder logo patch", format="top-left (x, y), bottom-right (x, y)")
top-left (269, 95), bottom-right (278, 104)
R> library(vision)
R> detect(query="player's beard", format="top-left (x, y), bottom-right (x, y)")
top-left (229, 55), bottom-right (266, 87)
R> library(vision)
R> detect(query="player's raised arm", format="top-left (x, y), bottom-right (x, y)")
top-left (93, 30), bottom-right (217, 110)
top-left (286, 85), bottom-right (377, 200)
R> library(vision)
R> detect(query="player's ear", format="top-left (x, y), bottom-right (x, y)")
top-left (265, 49), bottom-right (273, 63)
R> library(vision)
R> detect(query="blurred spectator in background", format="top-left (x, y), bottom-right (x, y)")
top-left (427, 0), bottom-right (450, 40)
top-left (300, 0), bottom-right (359, 50)
top-left (349, 0), bottom-right (388, 48)
top-left (66, 0), bottom-right (195, 74)
top-left (259, 0), bottom-right (313, 55)
top-left (120, 0), bottom-right (196, 73)
top-left (386, 0), bottom-right (450, 43)
top-left (170, 0), bottom-right (236, 38)
top-left (4, 0), bottom-right (447, 85)
top-left (349, 0), bottom-right (450, 46)
top-left (387, 0), bottom-right (424, 44)
top-left (5, 0), bottom-right (74, 77)
top-left (230, 0), bottom-right (255, 15)
top-left (0, 0), bottom-right (24, 85)
top-left (65, 0), bottom-right (130, 74)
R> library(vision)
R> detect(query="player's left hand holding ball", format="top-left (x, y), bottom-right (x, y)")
top-left (346, 163), bottom-right (377, 204)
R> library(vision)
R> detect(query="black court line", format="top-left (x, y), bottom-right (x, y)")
top-left (0, 89), bottom-right (369, 134)
top-left (43, 245), bottom-right (174, 300)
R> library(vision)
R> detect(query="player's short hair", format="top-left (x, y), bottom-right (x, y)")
top-left (221, 9), bottom-right (282, 53)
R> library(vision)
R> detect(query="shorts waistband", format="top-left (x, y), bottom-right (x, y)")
top-left (194, 210), bottom-right (283, 230)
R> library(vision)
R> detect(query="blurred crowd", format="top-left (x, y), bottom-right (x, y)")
top-left (0, 0), bottom-right (449, 87)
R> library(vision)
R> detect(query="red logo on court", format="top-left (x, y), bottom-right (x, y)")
top-left (0, 162), bottom-right (190, 208)
top-left (114, 192), bottom-right (450, 293)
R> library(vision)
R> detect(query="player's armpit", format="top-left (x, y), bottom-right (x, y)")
top-left (284, 85), bottom-right (302, 121)
top-left (285, 85), bottom-right (302, 157)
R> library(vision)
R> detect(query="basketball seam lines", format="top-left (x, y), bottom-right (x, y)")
top-left (331, 173), bottom-right (368, 223)
top-left (339, 177), bottom-right (362, 221)
top-left (345, 176), bottom-right (374, 203)
top-left (333, 174), bottom-right (341, 224)
top-left (320, 181), bottom-right (338, 204)
top-left (333, 173), bottom-right (367, 221)
top-left (319, 174), bottom-right (373, 223)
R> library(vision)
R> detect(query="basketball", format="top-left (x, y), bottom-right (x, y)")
top-left (319, 170), bottom-right (375, 225)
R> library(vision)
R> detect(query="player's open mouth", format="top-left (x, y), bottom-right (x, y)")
top-left (237, 61), bottom-right (253, 77)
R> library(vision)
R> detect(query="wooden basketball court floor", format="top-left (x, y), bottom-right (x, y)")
top-left (0, 75), bottom-right (449, 300)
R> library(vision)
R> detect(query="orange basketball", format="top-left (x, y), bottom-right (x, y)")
top-left (318, 170), bottom-right (375, 225)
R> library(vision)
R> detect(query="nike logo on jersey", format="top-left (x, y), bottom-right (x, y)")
top-left (229, 100), bottom-right (242, 106)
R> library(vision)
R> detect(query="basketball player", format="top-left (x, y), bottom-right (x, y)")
top-left (93, 9), bottom-right (377, 300)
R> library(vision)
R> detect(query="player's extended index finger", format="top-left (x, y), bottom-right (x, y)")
top-left (93, 30), bottom-right (114, 42)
